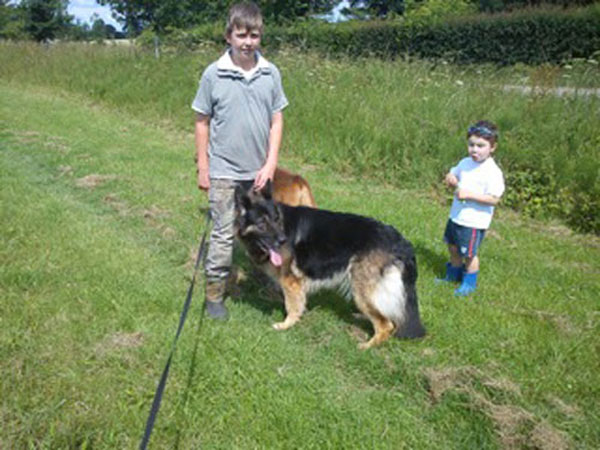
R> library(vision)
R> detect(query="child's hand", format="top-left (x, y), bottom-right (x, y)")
top-left (445, 173), bottom-right (458, 188)
top-left (456, 188), bottom-right (469, 201)
top-left (456, 189), bottom-right (500, 206)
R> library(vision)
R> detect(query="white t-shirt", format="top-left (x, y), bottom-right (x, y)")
top-left (449, 157), bottom-right (505, 229)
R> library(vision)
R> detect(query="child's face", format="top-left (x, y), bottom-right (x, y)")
top-left (467, 135), bottom-right (496, 163)
top-left (226, 26), bottom-right (261, 66)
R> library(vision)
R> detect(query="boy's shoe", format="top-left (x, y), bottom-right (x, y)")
top-left (205, 300), bottom-right (229, 320)
top-left (205, 280), bottom-right (229, 320)
top-left (455, 271), bottom-right (478, 296)
top-left (435, 262), bottom-right (463, 284)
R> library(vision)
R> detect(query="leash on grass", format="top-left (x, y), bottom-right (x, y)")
top-left (139, 211), bottom-right (211, 450)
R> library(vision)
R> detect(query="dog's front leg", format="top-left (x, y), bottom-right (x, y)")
top-left (272, 275), bottom-right (306, 331)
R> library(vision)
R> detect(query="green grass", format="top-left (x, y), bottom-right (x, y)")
top-left (1, 72), bottom-right (599, 448)
top-left (2, 42), bottom-right (599, 233)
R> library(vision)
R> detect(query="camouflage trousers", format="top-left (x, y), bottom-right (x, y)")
top-left (205, 178), bottom-right (253, 283)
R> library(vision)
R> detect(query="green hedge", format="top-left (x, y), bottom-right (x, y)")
top-left (403, 7), bottom-right (600, 64)
top-left (161, 5), bottom-right (600, 65)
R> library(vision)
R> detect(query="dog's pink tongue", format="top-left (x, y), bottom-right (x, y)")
top-left (269, 249), bottom-right (283, 267)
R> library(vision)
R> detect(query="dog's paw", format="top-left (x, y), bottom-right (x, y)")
top-left (272, 317), bottom-right (299, 330)
top-left (272, 321), bottom-right (288, 331)
top-left (358, 340), bottom-right (375, 350)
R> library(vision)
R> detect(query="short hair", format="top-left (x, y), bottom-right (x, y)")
top-left (226, 2), bottom-right (264, 36)
top-left (467, 120), bottom-right (499, 146)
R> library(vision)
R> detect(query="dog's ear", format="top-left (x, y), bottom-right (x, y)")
top-left (261, 179), bottom-right (273, 200)
top-left (234, 184), bottom-right (250, 215)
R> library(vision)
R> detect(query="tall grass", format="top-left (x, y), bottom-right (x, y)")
top-left (1, 49), bottom-right (599, 448)
top-left (1, 42), bottom-right (598, 195)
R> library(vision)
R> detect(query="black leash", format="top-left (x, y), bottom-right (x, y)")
top-left (139, 212), bottom-right (211, 450)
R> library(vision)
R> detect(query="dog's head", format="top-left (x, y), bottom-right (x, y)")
top-left (234, 180), bottom-right (287, 267)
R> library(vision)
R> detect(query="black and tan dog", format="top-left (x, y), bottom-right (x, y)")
top-left (234, 182), bottom-right (426, 349)
top-left (272, 167), bottom-right (317, 208)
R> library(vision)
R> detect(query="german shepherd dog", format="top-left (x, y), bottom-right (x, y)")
top-left (194, 152), bottom-right (316, 208)
top-left (272, 167), bottom-right (317, 208)
top-left (234, 182), bottom-right (426, 349)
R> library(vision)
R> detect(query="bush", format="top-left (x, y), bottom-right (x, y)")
top-left (502, 167), bottom-right (568, 219)
top-left (407, 6), bottom-right (600, 64)
top-left (177, 4), bottom-right (600, 65)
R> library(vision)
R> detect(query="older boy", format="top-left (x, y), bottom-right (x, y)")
top-left (192, 2), bottom-right (288, 318)
top-left (438, 121), bottom-right (505, 296)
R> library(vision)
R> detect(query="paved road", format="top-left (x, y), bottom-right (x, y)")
top-left (502, 84), bottom-right (600, 98)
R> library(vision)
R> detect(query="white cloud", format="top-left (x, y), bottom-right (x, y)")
top-left (68, 0), bottom-right (122, 30)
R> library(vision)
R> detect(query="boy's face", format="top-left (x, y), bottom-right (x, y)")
top-left (226, 26), bottom-right (261, 67)
top-left (467, 135), bottom-right (496, 163)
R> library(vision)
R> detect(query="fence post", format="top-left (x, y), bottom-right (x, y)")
top-left (154, 34), bottom-right (160, 59)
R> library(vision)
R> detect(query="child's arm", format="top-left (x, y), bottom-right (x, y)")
top-left (254, 111), bottom-right (284, 190)
top-left (456, 188), bottom-right (501, 206)
top-left (195, 113), bottom-right (210, 191)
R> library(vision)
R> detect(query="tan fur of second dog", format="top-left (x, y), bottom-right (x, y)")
top-left (193, 154), bottom-right (316, 208)
top-left (272, 167), bottom-right (316, 208)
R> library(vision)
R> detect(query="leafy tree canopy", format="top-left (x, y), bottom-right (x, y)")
top-left (0, 1), bottom-right (27, 39)
top-left (346, 0), bottom-right (406, 19)
top-left (98, 0), bottom-right (338, 35)
top-left (20, 0), bottom-right (71, 41)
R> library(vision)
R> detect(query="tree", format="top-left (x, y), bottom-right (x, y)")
top-left (64, 19), bottom-right (90, 41)
top-left (260, 0), bottom-right (338, 23)
top-left (0, 0), bottom-right (27, 39)
top-left (97, 0), bottom-right (338, 34)
top-left (97, 0), bottom-right (223, 34)
top-left (90, 15), bottom-right (106, 39)
top-left (20, 0), bottom-right (71, 41)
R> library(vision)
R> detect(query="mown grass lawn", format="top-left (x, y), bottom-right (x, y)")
top-left (1, 78), bottom-right (599, 449)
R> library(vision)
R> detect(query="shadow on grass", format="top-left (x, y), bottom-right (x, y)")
top-left (228, 244), bottom-right (448, 336)
top-left (413, 240), bottom-right (448, 278)
top-left (229, 250), bottom-right (373, 335)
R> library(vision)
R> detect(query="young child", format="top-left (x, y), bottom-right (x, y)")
top-left (192, 2), bottom-right (288, 319)
top-left (438, 120), bottom-right (505, 296)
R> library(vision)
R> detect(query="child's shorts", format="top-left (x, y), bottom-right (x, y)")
top-left (443, 219), bottom-right (486, 258)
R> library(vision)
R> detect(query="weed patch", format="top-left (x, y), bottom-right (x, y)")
top-left (75, 173), bottom-right (118, 189)
top-left (424, 366), bottom-right (570, 449)
top-left (95, 331), bottom-right (145, 356)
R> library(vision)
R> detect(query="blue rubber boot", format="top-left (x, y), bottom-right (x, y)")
top-left (455, 271), bottom-right (478, 296)
top-left (436, 262), bottom-right (463, 284)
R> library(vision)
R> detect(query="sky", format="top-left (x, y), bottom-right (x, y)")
top-left (68, 0), bottom-right (122, 30)
top-left (66, 0), bottom-right (350, 32)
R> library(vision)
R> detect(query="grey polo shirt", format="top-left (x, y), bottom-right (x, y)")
top-left (191, 51), bottom-right (288, 180)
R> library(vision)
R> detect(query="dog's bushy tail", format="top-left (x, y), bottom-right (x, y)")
top-left (394, 283), bottom-right (426, 339)
top-left (395, 256), bottom-right (426, 339)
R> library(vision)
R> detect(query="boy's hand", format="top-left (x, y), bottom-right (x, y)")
top-left (254, 163), bottom-right (276, 191)
top-left (197, 168), bottom-right (210, 191)
top-left (445, 173), bottom-right (458, 188)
